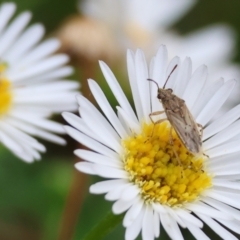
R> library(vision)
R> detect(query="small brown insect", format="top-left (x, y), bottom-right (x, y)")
top-left (148, 65), bottom-right (203, 155)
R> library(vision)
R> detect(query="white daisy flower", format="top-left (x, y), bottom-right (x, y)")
top-left (0, 2), bottom-right (79, 162)
top-left (63, 46), bottom-right (240, 240)
top-left (80, 0), bottom-right (240, 110)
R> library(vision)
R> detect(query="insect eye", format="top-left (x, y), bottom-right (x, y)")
top-left (157, 94), bottom-right (161, 99)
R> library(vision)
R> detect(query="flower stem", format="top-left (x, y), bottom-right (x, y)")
top-left (83, 211), bottom-right (124, 240)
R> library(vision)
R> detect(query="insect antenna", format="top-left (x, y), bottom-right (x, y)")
top-left (147, 78), bottom-right (160, 89)
top-left (163, 64), bottom-right (178, 89)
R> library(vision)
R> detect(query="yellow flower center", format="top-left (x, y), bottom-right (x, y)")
top-left (0, 63), bottom-right (12, 116)
top-left (122, 121), bottom-right (212, 207)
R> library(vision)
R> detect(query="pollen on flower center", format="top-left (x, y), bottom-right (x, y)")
top-left (0, 63), bottom-right (12, 116)
top-left (122, 121), bottom-right (212, 207)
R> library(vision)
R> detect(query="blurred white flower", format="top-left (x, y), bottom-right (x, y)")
top-left (63, 46), bottom-right (240, 240)
top-left (80, 0), bottom-right (240, 108)
top-left (0, 3), bottom-right (79, 162)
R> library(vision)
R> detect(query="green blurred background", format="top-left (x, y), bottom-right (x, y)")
top-left (0, 0), bottom-right (240, 239)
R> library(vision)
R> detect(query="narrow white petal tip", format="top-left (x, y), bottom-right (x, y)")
top-left (158, 44), bottom-right (167, 51)
top-left (62, 112), bottom-right (72, 121)
top-left (49, 38), bottom-right (61, 48)
top-left (87, 78), bottom-right (95, 83)
top-left (22, 11), bottom-right (32, 19)
top-left (89, 185), bottom-right (96, 194)
top-left (73, 149), bottom-right (81, 156)
top-left (74, 162), bottom-right (95, 174)
top-left (59, 139), bottom-right (67, 145)
top-left (21, 155), bottom-right (34, 163)
top-left (112, 207), bottom-right (120, 215)
top-left (63, 125), bottom-right (72, 133)
top-left (3, 2), bottom-right (16, 9)
top-left (76, 94), bottom-right (85, 103)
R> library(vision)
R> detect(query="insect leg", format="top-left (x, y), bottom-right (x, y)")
top-left (149, 118), bottom-right (167, 137)
top-left (149, 111), bottom-right (165, 123)
top-left (197, 123), bottom-right (203, 138)
top-left (169, 126), bottom-right (182, 167)
top-left (149, 111), bottom-right (166, 137)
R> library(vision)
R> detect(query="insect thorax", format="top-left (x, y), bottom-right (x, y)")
top-left (158, 88), bottom-right (181, 111)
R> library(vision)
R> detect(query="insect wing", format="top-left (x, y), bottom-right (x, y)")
top-left (166, 106), bottom-right (202, 154)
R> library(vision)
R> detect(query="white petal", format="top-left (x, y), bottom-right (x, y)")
top-left (74, 149), bottom-right (122, 168)
top-left (135, 49), bottom-right (150, 123)
top-left (152, 202), bottom-right (167, 213)
top-left (207, 151), bottom-right (240, 168)
top-left (196, 213), bottom-right (238, 240)
top-left (127, 49), bottom-right (144, 120)
top-left (62, 112), bottom-right (104, 144)
top-left (150, 46), bottom-right (168, 113)
top-left (0, 12), bottom-right (31, 56)
top-left (8, 116), bottom-right (48, 130)
top-left (192, 78), bottom-right (223, 118)
top-left (117, 107), bottom-right (141, 134)
top-left (183, 65), bottom-right (207, 110)
top-left (167, 207), bottom-right (186, 228)
top-left (180, 25), bottom-right (235, 69)
top-left (197, 79), bottom-right (236, 126)
top-left (77, 95), bottom-right (121, 147)
top-left (123, 197), bottom-right (144, 227)
top-left (8, 117), bottom-right (65, 145)
top-left (31, 128), bottom-right (66, 145)
top-left (125, 207), bottom-right (144, 240)
top-left (99, 61), bottom-right (138, 123)
top-left (112, 198), bottom-right (135, 214)
top-left (204, 120), bottom-right (240, 150)
top-left (15, 81), bottom-right (79, 94)
top-left (212, 179), bottom-right (240, 190)
top-left (0, 121), bottom-right (45, 152)
top-left (206, 140), bottom-right (240, 158)
top-left (9, 112), bottom-right (65, 133)
top-left (80, 106), bottom-right (122, 153)
top-left (64, 126), bottom-right (119, 159)
top-left (186, 202), bottom-right (233, 220)
top-left (153, 210), bottom-right (160, 238)
top-left (9, 54), bottom-right (69, 82)
top-left (203, 104), bottom-right (240, 140)
top-left (142, 206), bottom-right (154, 240)
top-left (152, 45), bottom-right (168, 89)
top-left (5, 24), bottom-right (44, 63)
top-left (93, 164), bottom-right (128, 179)
top-left (211, 187), bottom-right (240, 199)
top-left (15, 66), bottom-right (73, 84)
top-left (203, 197), bottom-right (240, 221)
top-left (121, 184), bottom-right (140, 201)
top-left (160, 212), bottom-right (184, 240)
top-left (214, 174), bottom-right (240, 181)
top-left (117, 108), bottom-right (131, 135)
top-left (14, 38), bottom-right (60, 67)
top-left (165, 56), bottom-right (180, 90)
top-left (12, 149), bottom-right (33, 163)
top-left (174, 57), bottom-right (192, 97)
top-left (75, 162), bottom-right (96, 175)
top-left (14, 92), bottom-right (77, 104)
top-left (0, 129), bottom-right (23, 153)
top-left (217, 219), bottom-right (240, 234)
top-left (90, 179), bottom-right (127, 194)
top-left (185, 222), bottom-right (210, 240)
top-left (175, 208), bottom-right (203, 228)
top-left (88, 79), bottom-right (128, 139)
top-left (203, 190), bottom-right (240, 209)
top-left (105, 183), bottom-right (131, 201)
top-left (0, 3), bottom-right (16, 34)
